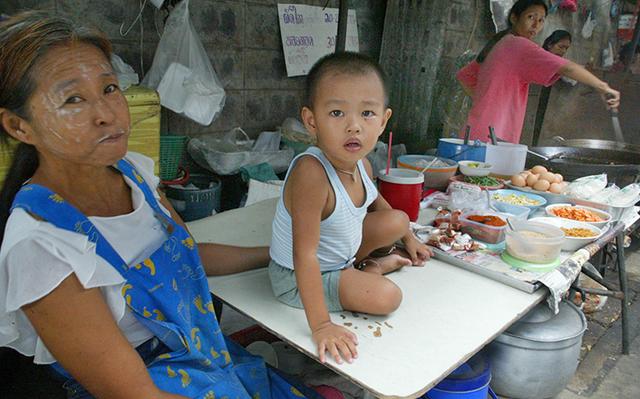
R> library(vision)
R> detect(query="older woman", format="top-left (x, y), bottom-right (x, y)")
top-left (0, 12), bottom-right (315, 399)
top-left (457, 0), bottom-right (620, 144)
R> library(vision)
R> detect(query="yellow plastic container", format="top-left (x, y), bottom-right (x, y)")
top-left (124, 85), bottom-right (161, 174)
top-left (0, 86), bottom-right (160, 184)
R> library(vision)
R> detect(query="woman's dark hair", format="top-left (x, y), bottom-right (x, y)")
top-left (542, 29), bottom-right (572, 51)
top-left (305, 51), bottom-right (389, 108)
top-left (476, 0), bottom-right (548, 63)
top-left (0, 11), bottom-right (112, 244)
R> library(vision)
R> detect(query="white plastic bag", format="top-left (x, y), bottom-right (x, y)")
top-left (608, 183), bottom-right (640, 207)
top-left (366, 142), bottom-right (407, 179)
top-left (111, 54), bottom-right (139, 91)
top-left (142, 0), bottom-right (225, 125)
top-left (562, 174), bottom-right (608, 200)
top-left (187, 128), bottom-right (294, 175)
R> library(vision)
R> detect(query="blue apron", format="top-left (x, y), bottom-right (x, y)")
top-left (11, 159), bottom-right (309, 399)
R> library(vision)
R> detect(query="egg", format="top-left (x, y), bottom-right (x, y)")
top-left (554, 173), bottom-right (564, 183)
top-left (539, 172), bottom-right (556, 182)
top-left (533, 179), bottom-right (551, 192)
top-left (549, 182), bottom-right (563, 194)
top-left (531, 165), bottom-right (548, 174)
top-left (521, 170), bottom-right (532, 176)
top-left (526, 174), bottom-right (539, 187)
top-left (511, 174), bottom-right (526, 187)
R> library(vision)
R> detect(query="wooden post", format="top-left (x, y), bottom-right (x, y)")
top-left (336, 0), bottom-right (349, 52)
top-left (379, 0), bottom-right (452, 153)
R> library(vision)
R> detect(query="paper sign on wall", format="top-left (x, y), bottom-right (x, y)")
top-left (277, 4), bottom-right (359, 77)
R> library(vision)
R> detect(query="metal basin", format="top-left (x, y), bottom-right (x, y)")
top-left (526, 145), bottom-right (640, 187)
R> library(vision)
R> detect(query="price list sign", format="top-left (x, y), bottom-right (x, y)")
top-left (277, 4), bottom-right (359, 77)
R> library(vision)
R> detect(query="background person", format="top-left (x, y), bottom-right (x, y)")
top-left (456, 0), bottom-right (620, 144)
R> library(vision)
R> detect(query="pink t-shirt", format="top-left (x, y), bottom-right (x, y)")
top-left (457, 34), bottom-right (569, 143)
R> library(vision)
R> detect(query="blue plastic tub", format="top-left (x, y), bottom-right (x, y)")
top-left (437, 138), bottom-right (486, 162)
top-left (424, 353), bottom-right (497, 399)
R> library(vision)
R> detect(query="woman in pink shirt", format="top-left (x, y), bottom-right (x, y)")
top-left (457, 0), bottom-right (620, 144)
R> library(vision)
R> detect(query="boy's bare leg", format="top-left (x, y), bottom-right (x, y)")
top-left (338, 267), bottom-right (403, 315)
top-left (355, 209), bottom-right (411, 271)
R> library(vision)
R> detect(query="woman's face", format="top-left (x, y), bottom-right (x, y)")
top-left (511, 5), bottom-right (546, 40)
top-left (20, 42), bottom-right (130, 167)
top-left (549, 38), bottom-right (571, 57)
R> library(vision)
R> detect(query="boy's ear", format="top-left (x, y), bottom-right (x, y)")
top-left (509, 13), bottom-right (517, 27)
top-left (378, 107), bottom-right (393, 136)
top-left (301, 106), bottom-right (318, 137)
top-left (0, 109), bottom-right (35, 145)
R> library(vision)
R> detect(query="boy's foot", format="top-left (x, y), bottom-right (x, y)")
top-left (360, 254), bottom-right (412, 274)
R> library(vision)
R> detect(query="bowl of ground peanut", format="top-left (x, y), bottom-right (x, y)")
top-left (528, 217), bottom-right (602, 252)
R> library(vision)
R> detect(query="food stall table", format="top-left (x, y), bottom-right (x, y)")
top-left (187, 199), bottom-right (546, 398)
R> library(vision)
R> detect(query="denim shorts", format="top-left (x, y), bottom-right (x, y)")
top-left (268, 259), bottom-right (344, 312)
top-left (56, 337), bottom-right (169, 399)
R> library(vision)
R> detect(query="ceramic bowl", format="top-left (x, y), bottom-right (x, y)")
top-left (458, 160), bottom-right (492, 177)
top-left (528, 217), bottom-right (603, 252)
top-left (545, 203), bottom-right (611, 228)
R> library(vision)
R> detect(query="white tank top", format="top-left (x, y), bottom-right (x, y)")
top-left (270, 147), bottom-right (378, 272)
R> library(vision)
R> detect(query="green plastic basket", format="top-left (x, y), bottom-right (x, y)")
top-left (160, 135), bottom-right (188, 181)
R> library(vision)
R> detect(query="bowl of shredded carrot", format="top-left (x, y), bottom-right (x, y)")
top-left (545, 203), bottom-right (611, 228)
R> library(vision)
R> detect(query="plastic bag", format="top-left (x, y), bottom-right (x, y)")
top-left (111, 54), bottom-right (139, 91)
top-left (188, 128), bottom-right (294, 175)
top-left (447, 181), bottom-right (488, 211)
top-left (608, 183), bottom-right (640, 207)
top-left (562, 174), bottom-right (607, 199)
top-left (366, 142), bottom-right (407, 179)
top-left (142, 0), bottom-right (225, 125)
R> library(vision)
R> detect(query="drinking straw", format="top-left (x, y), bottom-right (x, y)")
top-left (386, 131), bottom-right (393, 175)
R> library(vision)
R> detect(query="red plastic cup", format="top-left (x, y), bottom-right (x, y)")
top-left (378, 168), bottom-right (424, 222)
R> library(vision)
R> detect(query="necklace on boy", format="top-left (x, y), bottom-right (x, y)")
top-left (335, 166), bottom-right (358, 182)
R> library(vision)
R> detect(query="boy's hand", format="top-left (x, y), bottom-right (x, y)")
top-left (403, 234), bottom-right (433, 266)
top-left (312, 321), bottom-right (358, 364)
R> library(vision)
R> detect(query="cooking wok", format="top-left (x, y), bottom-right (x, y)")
top-left (526, 142), bottom-right (640, 186)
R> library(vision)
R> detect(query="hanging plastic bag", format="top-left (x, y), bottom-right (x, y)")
top-left (142, 0), bottom-right (225, 125)
top-left (111, 54), bottom-right (139, 91)
top-left (187, 128), bottom-right (294, 175)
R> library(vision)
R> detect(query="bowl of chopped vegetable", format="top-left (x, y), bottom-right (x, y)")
top-left (491, 189), bottom-right (547, 211)
top-left (449, 175), bottom-right (504, 190)
top-left (459, 160), bottom-right (492, 177)
top-left (529, 217), bottom-right (603, 252)
top-left (545, 203), bottom-right (611, 228)
top-left (397, 155), bottom-right (458, 191)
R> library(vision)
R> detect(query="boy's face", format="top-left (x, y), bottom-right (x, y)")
top-left (301, 71), bottom-right (392, 169)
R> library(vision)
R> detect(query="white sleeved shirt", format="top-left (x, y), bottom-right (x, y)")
top-left (0, 152), bottom-right (169, 364)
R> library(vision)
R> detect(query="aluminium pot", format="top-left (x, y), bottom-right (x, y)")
top-left (482, 300), bottom-right (586, 399)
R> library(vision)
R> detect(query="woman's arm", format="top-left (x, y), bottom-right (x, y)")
top-left (157, 192), bottom-right (270, 276)
top-left (558, 61), bottom-right (620, 109)
top-left (456, 61), bottom-right (480, 98)
top-left (23, 274), bottom-right (186, 399)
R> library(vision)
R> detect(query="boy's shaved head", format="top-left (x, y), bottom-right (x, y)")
top-left (305, 51), bottom-right (389, 108)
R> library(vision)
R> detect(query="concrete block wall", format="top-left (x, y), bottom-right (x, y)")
top-left (1, 0), bottom-right (387, 139)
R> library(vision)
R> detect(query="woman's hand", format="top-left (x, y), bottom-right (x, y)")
top-left (600, 85), bottom-right (620, 110)
top-left (402, 234), bottom-right (433, 266)
top-left (312, 320), bottom-right (358, 364)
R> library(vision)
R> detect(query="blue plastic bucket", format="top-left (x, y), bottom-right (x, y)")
top-left (437, 138), bottom-right (486, 162)
top-left (424, 354), bottom-right (497, 399)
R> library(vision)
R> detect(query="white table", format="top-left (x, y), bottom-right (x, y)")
top-left (188, 199), bottom-right (546, 398)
